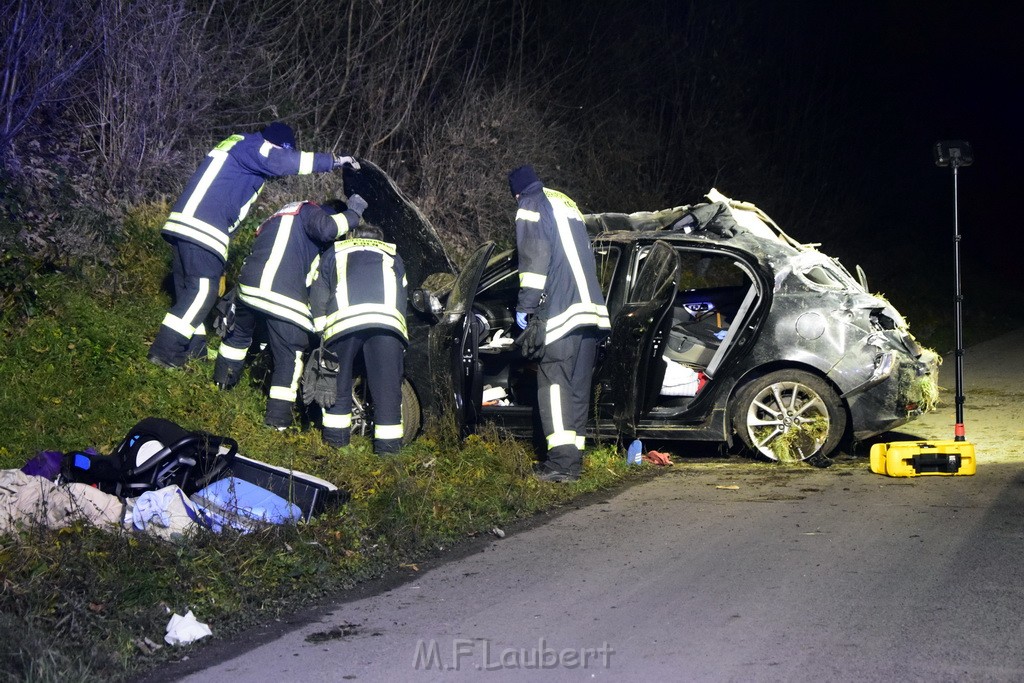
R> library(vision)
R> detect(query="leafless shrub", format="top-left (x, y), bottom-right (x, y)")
top-left (67, 0), bottom-right (252, 197)
top-left (410, 84), bottom-right (572, 260)
top-left (0, 0), bottom-right (95, 166)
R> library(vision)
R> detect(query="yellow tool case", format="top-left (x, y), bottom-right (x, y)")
top-left (869, 440), bottom-right (976, 477)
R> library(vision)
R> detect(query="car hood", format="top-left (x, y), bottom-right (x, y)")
top-left (341, 159), bottom-right (455, 288)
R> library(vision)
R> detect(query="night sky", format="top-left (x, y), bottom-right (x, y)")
top-left (540, 1), bottom-right (1018, 299)
top-left (659, 2), bottom-right (1014, 305)
top-left (835, 2), bottom-right (1019, 285)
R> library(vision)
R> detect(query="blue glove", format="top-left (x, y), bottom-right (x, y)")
top-left (516, 311), bottom-right (529, 329)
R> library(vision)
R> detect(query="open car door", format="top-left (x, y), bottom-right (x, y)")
top-left (601, 240), bottom-right (680, 436)
top-left (429, 242), bottom-right (495, 436)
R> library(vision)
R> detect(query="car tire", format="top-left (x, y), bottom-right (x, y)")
top-left (731, 369), bottom-right (846, 463)
top-left (351, 377), bottom-right (421, 446)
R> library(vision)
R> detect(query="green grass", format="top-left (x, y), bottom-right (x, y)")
top-left (0, 206), bottom-right (648, 681)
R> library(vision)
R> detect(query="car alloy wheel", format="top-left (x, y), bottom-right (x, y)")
top-left (351, 377), bottom-right (422, 446)
top-left (732, 369), bottom-right (846, 463)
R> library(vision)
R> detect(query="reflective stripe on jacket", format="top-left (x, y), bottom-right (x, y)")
top-left (515, 185), bottom-right (610, 342)
top-left (236, 202), bottom-right (357, 331)
top-left (310, 239), bottom-right (408, 344)
top-left (161, 133), bottom-right (334, 261)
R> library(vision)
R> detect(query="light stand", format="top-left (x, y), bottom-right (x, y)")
top-left (868, 140), bottom-right (976, 476)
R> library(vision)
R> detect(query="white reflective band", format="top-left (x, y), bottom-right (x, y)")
top-left (194, 322), bottom-right (207, 336)
top-left (544, 303), bottom-right (611, 342)
top-left (238, 285), bottom-right (314, 330)
top-left (323, 309), bottom-right (407, 340)
top-left (516, 208), bottom-right (540, 222)
top-left (289, 351), bottom-right (303, 392)
top-left (307, 255), bottom-right (321, 287)
top-left (185, 278), bottom-right (212, 326)
top-left (374, 423), bottom-right (404, 440)
top-left (234, 190), bottom-right (261, 230)
top-left (576, 436), bottom-right (586, 450)
top-left (547, 430), bottom-right (577, 449)
top-left (330, 213), bottom-right (349, 237)
top-left (551, 196), bottom-right (593, 305)
top-left (322, 412), bottom-right (352, 429)
top-left (160, 312), bottom-right (194, 338)
top-left (550, 383), bottom-right (564, 433)
top-left (183, 150), bottom-right (229, 216)
top-left (519, 272), bottom-right (547, 289)
top-left (165, 214), bottom-right (231, 257)
top-left (260, 140), bottom-right (273, 157)
top-left (217, 343), bottom-right (248, 361)
top-left (299, 151), bottom-right (315, 174)
top-left (313, 315), bottom-right (327, 332)
top-left (336, 252), bottom-right (349, 307)
top-left (260, 215), bottom-right (294, 290)
top-left (381, 255), bottom-right (397, 310)
top-left (269, 385), bottom-right (297, 401)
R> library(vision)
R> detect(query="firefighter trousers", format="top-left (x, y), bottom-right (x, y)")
top-left (323, 330), bottom-right (405, 455)
top-left (537, 328), bottom-right (600, 476)
top-left (149, 238), bottom-right (223, 367)
top-left (214, 301), bottom-right (313, 428)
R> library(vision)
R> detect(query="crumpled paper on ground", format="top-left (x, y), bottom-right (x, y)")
top-left (165, 610), bottom-right (212, 646)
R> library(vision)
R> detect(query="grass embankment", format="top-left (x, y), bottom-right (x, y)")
top-left (0, 206), bottom-right (643, 682)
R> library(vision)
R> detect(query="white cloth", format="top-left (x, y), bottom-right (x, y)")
top-left (0, 469), bottom-right (123, 533)
top-left (661, 356), bottom-right (701, 396)
top-left (165, 610), bottom-right (212, 645)
top-left (124, 485), bottom-right (203, 541)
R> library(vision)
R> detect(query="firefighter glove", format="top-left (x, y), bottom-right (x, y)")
top-left (212, 288), bottom-right (238, 338)
top-left (515, 314), bottom-right (545, 360)
top-left (346, 193), bottom-right (368, 217)
top-left (333, 154), bottom-right (360, 171)
top-left (301, 343), bottom-right (340, 408)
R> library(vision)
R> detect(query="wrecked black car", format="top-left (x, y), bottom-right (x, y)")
top-left (343, 162), bottom-right (939, 463)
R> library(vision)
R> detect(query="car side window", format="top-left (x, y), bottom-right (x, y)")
top-left (593, 245), bottom-right (621, 300)
top-left (593, 244), bottom-right (623, 320)
top-left (672, 249), bottom-right (752, 338)
top-left (676, 251), bottom-right (747, 289)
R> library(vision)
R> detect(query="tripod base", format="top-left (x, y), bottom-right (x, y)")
top-left (870, 440), bottom-right (976, 477)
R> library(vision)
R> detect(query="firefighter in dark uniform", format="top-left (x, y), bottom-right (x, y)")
top-left (310, 224), bottom-right (408, 455)
top-left (508, 165), bottom-right (611, 482)
top-left (148, 121), bottom-right (359, 368)
top-left (212, 195), bottom-right (367, 429)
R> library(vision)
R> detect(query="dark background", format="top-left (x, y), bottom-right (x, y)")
top-left (2, 0), bottom-right (1018, 346)
top-left (532, 0), bottom-right (1020, 344)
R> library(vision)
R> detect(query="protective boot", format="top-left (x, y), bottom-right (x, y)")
top-left (264, 398), bottom-right (293, 430)
top-left (212, 357), bottom-right (242, 390)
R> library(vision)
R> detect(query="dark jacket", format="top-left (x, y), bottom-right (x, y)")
top-left (310, 239), bottom-right (408, 344)
top-left (161, 132), bottom-right (334, 261)
top-left (237, 202), bottom-right (360, 331)
top-left (515, 183), bottom-right (610, 342)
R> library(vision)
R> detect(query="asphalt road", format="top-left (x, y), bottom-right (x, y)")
top-left (151, 331), bottom-right (1024, 682)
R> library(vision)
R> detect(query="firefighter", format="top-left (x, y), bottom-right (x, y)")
top-left (310, 224), bottom-right (408, 455)
top-left (212, 195), bottom-right (367, 429)
top-left (147, 121), bottom-right (359, 368)
top-left (508, 164), bottom-right (611, 482)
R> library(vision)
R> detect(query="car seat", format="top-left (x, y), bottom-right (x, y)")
top-left (60, 417), bottom-right (238, 497)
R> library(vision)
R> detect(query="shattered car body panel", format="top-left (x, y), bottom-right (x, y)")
top-left (343, 164), bottom-right (938, 462)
